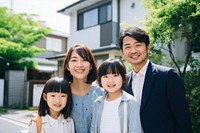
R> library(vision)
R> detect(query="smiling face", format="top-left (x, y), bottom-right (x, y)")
top-left (67, 51), bottom-right (91, 82)
top-left (121, 36), bottom-right (150, 72)
top-left (101, 73), bottom-right (123, 95)
top-left (43, 92), bottom-right (68, 116)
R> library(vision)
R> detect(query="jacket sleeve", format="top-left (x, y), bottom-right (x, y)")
top-left (166, 69), bottom-right (192, 133)
top-left (90, 99), bottom-right (98, 133)
top-left (128, 99), bottom-right (142, 133)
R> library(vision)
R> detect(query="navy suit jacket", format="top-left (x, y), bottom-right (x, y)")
top-left (125, 62), bottom-right (192, 133)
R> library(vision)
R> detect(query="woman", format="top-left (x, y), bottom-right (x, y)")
top-left (62, 44), bottom-right (104, 133)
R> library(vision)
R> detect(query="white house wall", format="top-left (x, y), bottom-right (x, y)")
top-left (119, 0), bottom-right (146, 28)
top-left (174, 38), bottom-right (187, 61)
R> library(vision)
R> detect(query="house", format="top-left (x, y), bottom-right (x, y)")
top-left (28, 30), bottom-right (69, 80)
top-left (3, 30), bottom-right (69, 108)
top-left (55, 0), bottom-right (146, 69)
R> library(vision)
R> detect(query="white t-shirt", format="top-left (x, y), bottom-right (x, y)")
top-left (100, 96), bottom-right (122, 133)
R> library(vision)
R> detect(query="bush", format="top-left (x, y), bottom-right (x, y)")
top-left (184, 69), bottom-right (200, 133)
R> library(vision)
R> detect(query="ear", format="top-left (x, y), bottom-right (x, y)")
top-left (147, 45), bottom-right (150, 53)
top-left (90, 65), bottom-right (93, 70)
top-left (43, 93), bottom-right (47, 101)
top-left (66, 65), bottom-right (70, 71)
top-left (120, 49), bottom-right (124, 55)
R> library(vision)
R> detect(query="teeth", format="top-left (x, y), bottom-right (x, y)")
top-left (54, 104), bottom-right (61, 107)
top-left (108, 85), bottom-right (115, 87)
top-left (75, 69), bottom-right (84, 72)
top-left (130, 55), bottom-right (138, 59)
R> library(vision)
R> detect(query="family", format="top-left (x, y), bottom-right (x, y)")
top-left (28, 26), bottom-right (192, 133)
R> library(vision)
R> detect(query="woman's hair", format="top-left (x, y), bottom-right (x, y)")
top-left (38, 77), bottom-right (72, 119)
top-left (97, 58), bottom-right (127, 90)
top-left (62, 44), bottom-right (97, 83)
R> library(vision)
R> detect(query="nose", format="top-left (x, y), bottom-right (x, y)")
top-left (55, 96), bottom-right (61, 103)
top-left (107, 76), bottom-right (114, 82)
top-left (130, 46), bottom-right (137, 53)
top-left (77, 60), bottom-right (83, 66)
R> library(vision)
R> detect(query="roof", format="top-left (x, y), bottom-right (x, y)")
top-left (47, 45), bottom-right (120, 60)
top-left (58, 0), bottom-right (103, 15)
top-left (50, 30), bottom-right (69, 38)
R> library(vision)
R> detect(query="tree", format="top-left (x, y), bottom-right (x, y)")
top-left (141, 0), bottom-right (200, 77)
top-left (0, 7), bottom-right (51, 78)
top-left (141, 0), bottom-right (200, 132)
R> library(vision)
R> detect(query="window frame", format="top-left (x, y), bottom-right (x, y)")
top-left (77, 2), bottom-right (112, 30)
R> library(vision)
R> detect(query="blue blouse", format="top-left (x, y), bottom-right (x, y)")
top-left (70, 84), bottom-right (104, 133)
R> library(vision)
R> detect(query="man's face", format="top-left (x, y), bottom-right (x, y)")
top-left (120, 36), bottom-right (150, 72)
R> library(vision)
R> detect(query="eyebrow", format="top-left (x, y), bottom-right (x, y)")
top-left (70, 56), bottom-right (78, 59)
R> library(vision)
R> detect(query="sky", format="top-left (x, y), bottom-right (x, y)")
top-left (0, 0), bottom-right (78, 34)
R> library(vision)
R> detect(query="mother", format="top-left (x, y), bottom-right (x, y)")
top-left (62, 44), bottom-right (104, 133)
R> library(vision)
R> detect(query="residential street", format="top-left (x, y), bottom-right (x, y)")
top-left (0, 109), bottom-right (36, 133)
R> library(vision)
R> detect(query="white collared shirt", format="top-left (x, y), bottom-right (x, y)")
top-left (47, 114), bottom-right (64, 133)
top-left (132, 60), bottom-right (149, 106)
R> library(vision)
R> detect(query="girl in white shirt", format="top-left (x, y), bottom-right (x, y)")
top-left (91, 59), bottom-right (141, 133)
top-left (28, 77), bottom-right (74, 133)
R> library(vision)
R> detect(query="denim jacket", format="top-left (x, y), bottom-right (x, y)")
top-left (90, 90), bottom-right (142, 133)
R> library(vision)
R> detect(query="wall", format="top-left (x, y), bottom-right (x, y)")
top-left (5, 70), bottom-right (27, 108)
top-left (120, 0), bottom-right (146, 28)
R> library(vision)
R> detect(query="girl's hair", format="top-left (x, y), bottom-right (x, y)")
top-left (62, 44), bottom-right (97, 83)
top-left (38, 77), bottom-right (72, 119)
top-left (97, 58), bottom-right (127, 90)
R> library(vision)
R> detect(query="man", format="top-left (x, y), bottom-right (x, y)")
top-left (119, 26), bottom-right (192, 133)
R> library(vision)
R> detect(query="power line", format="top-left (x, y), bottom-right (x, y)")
top-left (0, 56), bottom-right (19, 64)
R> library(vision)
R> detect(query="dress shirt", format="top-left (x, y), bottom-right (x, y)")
top-left (132, 60), bottom-right (149, 106)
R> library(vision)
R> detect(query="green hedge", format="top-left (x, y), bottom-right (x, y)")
top-left (184, 70), bottom-right (200, 133)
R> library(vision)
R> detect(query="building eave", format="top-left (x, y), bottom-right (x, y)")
top-left (47, 45), bottom-right (120, 61)
top-left (58, 0), bottom-right (103, 15)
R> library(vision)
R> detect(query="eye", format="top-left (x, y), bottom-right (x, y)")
top-left (50, 94), bottom-right (55, 97)
top-left (124, 44), bottom-right (131, 50)
top-left (61, 95), bottom-right (66, 97)
top-left (114, 74), bottom-right (119, 77)
top-left (136, 42), bottom-right (142, 47)
top-left (102, 75), bottom-right (108, 78)
top-left (70, 59), bottom-right (77, 62)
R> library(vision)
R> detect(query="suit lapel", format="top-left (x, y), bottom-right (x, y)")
top-left (127, 71), bottom-right (134, 95)
top-left (140, 62), bottom-right (156, 111)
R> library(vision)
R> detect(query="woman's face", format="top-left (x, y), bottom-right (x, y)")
top-left (67, 51), bottom-right (91, 81)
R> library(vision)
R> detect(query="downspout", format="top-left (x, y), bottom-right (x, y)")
top-left (117, 0), bottom-right (120, 46)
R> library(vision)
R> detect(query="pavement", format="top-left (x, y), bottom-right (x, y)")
top-left (0, 109), bottom-right (37, 125)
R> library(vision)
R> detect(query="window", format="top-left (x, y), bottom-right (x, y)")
top-left (78, 3), bottom-right (112, 30)
top-left (46, 37), bottom-right (62, 52)
top-left (83, 8), bottom-right (98, 28)
top-left (99, 4), bottom-right (112, 24)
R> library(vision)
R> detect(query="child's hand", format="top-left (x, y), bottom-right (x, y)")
top-left (28, 113), bottom-right (38, 126)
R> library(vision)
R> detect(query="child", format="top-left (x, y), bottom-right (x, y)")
top-left (28, 77), bottom-right (74, 133)
top-left (90, 59), bottom-right (142, 133)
